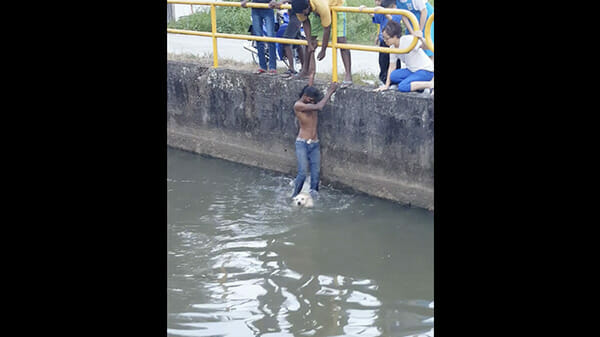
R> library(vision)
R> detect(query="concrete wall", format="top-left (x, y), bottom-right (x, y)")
top-left (167, 60), bottom-right (434, 210)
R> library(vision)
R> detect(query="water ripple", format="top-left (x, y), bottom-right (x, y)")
top-left (167, 149), bottom-right (434, 337)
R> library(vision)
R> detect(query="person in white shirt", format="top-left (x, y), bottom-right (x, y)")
top-left (374, 20), bottom-right (433, 93)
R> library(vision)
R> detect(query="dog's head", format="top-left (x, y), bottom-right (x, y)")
top-left (293, 192), bottom-right (314, 207)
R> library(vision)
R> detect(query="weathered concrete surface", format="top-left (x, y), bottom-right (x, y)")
top-left (167, 60), bottom-right (434, 209)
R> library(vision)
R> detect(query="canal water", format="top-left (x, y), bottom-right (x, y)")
top-left (167, 147), bottom-right (434, 337)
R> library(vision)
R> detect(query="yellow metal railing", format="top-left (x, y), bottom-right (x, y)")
top-left (423, 13), bottom-right (434, 52)
top-left (167, 0), bottom-right (434, 82)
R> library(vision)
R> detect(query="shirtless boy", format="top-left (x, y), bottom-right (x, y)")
top-left (291, 81), bottom-right (338, 198)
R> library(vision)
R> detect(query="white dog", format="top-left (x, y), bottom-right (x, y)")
top-left (292, 192), bottom-right (314, 208)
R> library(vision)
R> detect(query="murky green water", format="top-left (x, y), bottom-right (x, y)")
top-left (167, 147), bottom-right (434, 337)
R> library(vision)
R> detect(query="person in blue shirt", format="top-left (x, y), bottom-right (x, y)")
top-left (364, 0), bottom-right (403, 84)
top-left (395, 0), bottom-right (434, 59)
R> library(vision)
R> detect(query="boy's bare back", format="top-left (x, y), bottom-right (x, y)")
top-left (293, 82), bottom-right (338, 140)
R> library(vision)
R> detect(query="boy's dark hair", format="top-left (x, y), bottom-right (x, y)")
top-left (299, 85), bottom-right (323, 101)
top-left (381, 0), bottom-right (396, 8)
top-left (383, 20), bottom-right (403, 38)
top-left (291, 0), bottom-right (309, 13)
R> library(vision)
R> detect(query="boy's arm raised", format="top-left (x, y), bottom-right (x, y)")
top-left (295, 82), bottom-right (338, 113)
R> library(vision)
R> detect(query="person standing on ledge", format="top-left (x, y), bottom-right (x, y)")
top-left (291, 81), bottom-right (338, 199)
top-left (360, 0), bottom-right (403, 85)
top-left (242, 0), bottom-right (278, 74)
top-left (291, 0), bottom-right (353, 88)
top-left (268, 0), bottom-right (307, 77)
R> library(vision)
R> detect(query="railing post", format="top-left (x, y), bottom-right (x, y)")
top-left (210, 4), bottom-right (218, 68)
top-left (331, 9), bottom-right (338, 83)
top-left (424, 13), bottom-right (434, 53)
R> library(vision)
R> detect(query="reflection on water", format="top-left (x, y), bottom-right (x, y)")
top-left (167, 147), bottom-right (434, 337)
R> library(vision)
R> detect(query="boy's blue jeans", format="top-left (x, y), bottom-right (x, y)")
top-left (251, 8), bottom-right (277, 71)
top-left (292, 138), bottom-right (320, 198)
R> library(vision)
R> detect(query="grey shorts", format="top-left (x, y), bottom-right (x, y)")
top-left (282, 10), bottom-right (303, 48)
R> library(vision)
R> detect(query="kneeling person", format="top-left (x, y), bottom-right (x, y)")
top-left (375, 20), bottom-right (434, 93)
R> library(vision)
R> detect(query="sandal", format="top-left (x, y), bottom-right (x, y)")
top-left (280, 69), bottom-right (297, 78)
top-left (340, 80), bottom-right (353, 89)
top-left (289, 72), bottom-right (310, 81)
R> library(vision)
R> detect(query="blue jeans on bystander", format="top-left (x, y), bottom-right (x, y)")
top-left (251, 8), bottom-right (277, 71)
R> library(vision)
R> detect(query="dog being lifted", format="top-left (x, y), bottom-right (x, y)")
top-left (292, 192), bottom-right (314, 208)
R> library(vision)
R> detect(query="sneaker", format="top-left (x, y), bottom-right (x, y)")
top-left (268, 69), bottom-right (277, 75)
top-left (389, 84), bottom-right (398, 90)
top-left (340, 80), bottom-right (353, 89)
top-left (254, 68), bottom-right (266, 74)
top-left (280, 69), bottom-right (297, 78)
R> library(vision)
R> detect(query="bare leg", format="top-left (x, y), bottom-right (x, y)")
top-left (337, 36), bottom-right (352, 83)
top-left (283, 44), bottom-right (305, 73)
top-left (284, 45), bottom-right (295, 72)
top-left (410, 77), bottom-right (434, 91)
top-left (296, 46), bottom-right (305, 72)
